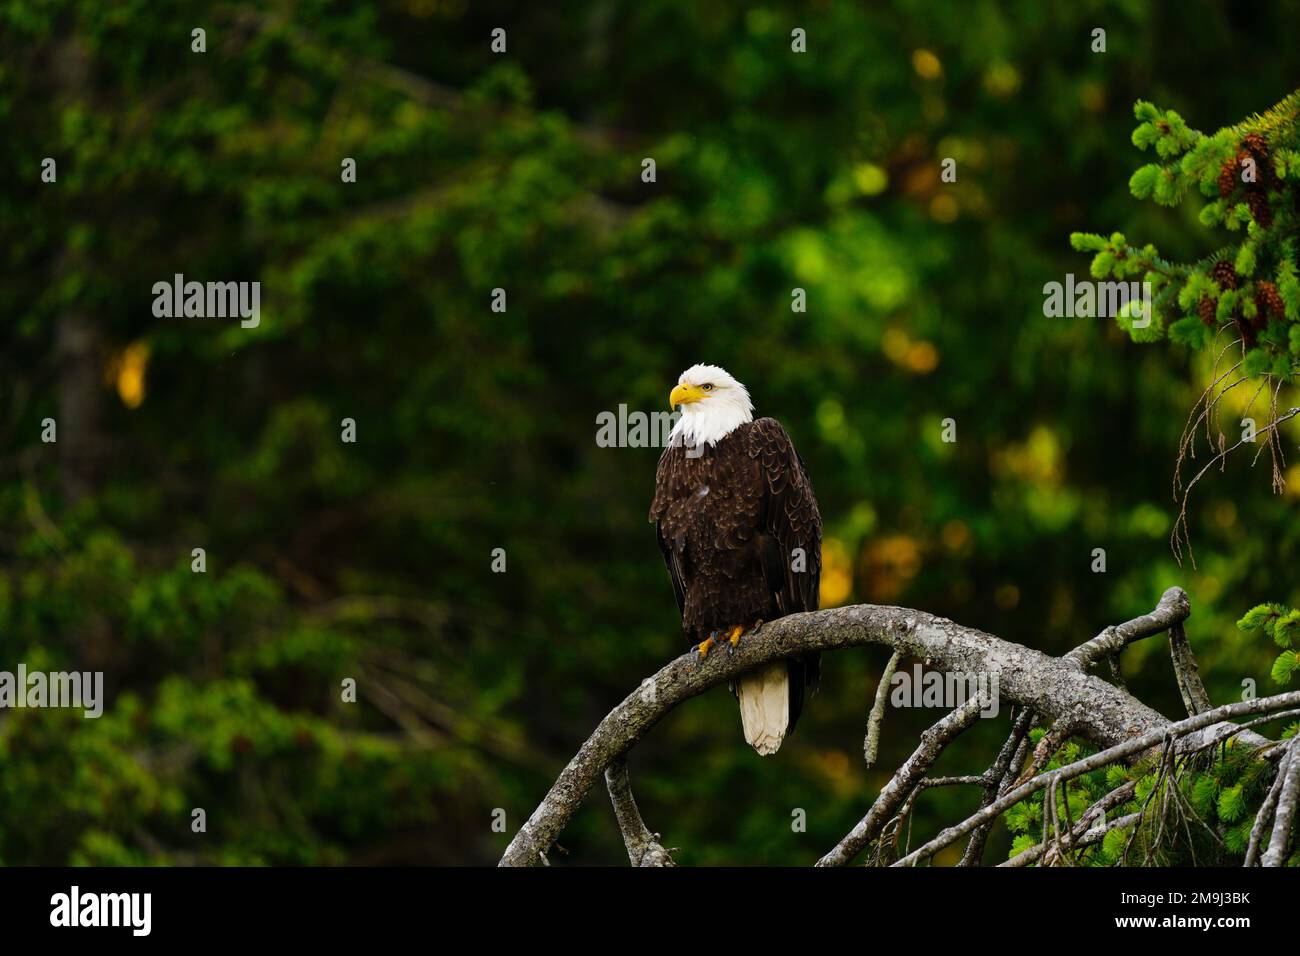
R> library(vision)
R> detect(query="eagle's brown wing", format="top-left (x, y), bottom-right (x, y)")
top-left (650, 443), bottom-right (688, 621)
top-left (744, 418), bottom-right (823, 714)
top-left (654, 518), bottom-right (687, 618)
top-left (744, 417), bottom-right (822, 619)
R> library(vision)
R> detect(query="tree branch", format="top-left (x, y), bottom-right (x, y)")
top-left (499, 587), bottom-right (1268, 866)
top-left (604, 758), bottom-right (675, 867)
top-left (959, 706), bottom-right (1035, 865)
top-left (1167, 622), bottom-right (1213, 717)
top-left (893, 689), bottom-right (1300, 867)
top-left (864, 648), bottom-right (903, 767)
top-left (1260, 736), bottom-right (1300, 867)
top-left (1068, 586), bottom-right (1191, 669)
top-left (817, 696), bottom-right (987, 866)
top-left (1001, 781), bottom-right (1138, 867)
top-left (1246, 736), bottom-right (1294, 866)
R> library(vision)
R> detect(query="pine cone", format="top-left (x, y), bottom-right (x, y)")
top-left (1247, 189), bottom-right (1273, 228)
top-left (1218, 160), bottom-right (1238, 198)
top-left (1241, 134), bottom-right (1279, 191)
top-left (1198, 296), bottom-right (1217, 327)
top-left (1212, 260), bottom-right (1239, 290)
top-left (1244, 132), bottom-right (1270, 159)
top-left (1257, 280), bottom-right (1284, 319)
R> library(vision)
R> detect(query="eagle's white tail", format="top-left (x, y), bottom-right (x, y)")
top-left (738, 662), bottom-right (789, 756)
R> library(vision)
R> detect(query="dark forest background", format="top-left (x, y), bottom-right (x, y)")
top-left (2, 0), bottom-right (1299, 865)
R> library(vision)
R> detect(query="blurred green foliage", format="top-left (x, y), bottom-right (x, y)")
top-left (3, 0), bottom-right (1300, 866)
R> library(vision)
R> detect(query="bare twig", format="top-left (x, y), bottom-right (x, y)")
top-left (817, 696), bottom-right (988, 867)
top-left (604, 758), bottom-right (675, 867)
top-left (1172, 404), bottom-right (1300, 566)
top-left (1013, 709), bottom-right (1082, 787)
top-left (1002, 812), bottom-right (1143, 867)
top-left (864, 649), bottom-right (903, 767)
top-left (871, 775), bottom-right (983, 866)
top-left (960, 707), bottom-right (1036, 866)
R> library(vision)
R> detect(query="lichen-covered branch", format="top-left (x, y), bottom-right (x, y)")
top-left (1068, 587), bottom-right (1191, 669)
top-left (1168, 622), bottom-right (1213, 716)
top-left (1246, 737), bottom-right (1295, 866)
top-left (604, 758), bottom-right (675, 867)
top-left (1260, 736), bottom-right (1300, 867)
top-left (499, 587), bottom-right (1269, 867)
top-left (864, 649), bottom-right (903, 767)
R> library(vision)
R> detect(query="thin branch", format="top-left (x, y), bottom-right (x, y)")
top-left (1068, 587), bottom-right (1190, 669)
top-left (1246, 737), bottom-right (1294, 867)
top-left (1167, 622), bottom-right (1213, 717)
top-left (919, 775), bottom-right (986, 788)
top-left (1172, 405), bottom-right (1300, 566)
top-left (1261, 736), bottom-right (1300, 867)
top-left (959, 706), bottom-right (1035, 866)
top-left (893, 690), bottom-right (1300, 867)
top-left (604, 758), bottom-right (675, 867)
top-left (871, 775), bottom-right (984, 866)
top-left (817, 696), bottom-right (988, 867)
top-left (1012, 708), bottom-right (1082, 787)
top-left (1002, 812), bottom-right (1143, 867)
top-left (864, 649), bottom-right (903, 767)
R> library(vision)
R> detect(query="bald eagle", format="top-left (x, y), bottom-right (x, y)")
top-left (649, 364), bottom-right (822, 755)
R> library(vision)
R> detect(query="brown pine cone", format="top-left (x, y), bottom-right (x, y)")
top-left (1242, 134), bottom-right (1279, 190)
top-left (1198, 296), bottom-right (1217, 327)
top-left (1212, 260), bottom-right (1239, 290)
top-left (1218, 160), bottom-right (1238, 198)
top-left (1257, 280), bottom-right (1285, 319)
top-left (1247, 189), bottom-right (1274, 228)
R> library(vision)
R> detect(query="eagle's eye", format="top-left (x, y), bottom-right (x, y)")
top-left (702, 383), bottom-right (714, 391)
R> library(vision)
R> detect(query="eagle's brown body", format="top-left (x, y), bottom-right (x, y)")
top-left (650, 417), bottom-right (822, 748)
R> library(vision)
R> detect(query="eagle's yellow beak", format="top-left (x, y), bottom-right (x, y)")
top-left (670, 382), bottom-right (706, 409)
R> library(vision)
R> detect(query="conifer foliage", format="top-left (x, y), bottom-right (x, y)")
top-left (1072, 91), bottom-right (1300, 370)
top-left (1072, 91), bottom-right (1300, 563)
top-left (1239, 603), bottom-right (1300, 687)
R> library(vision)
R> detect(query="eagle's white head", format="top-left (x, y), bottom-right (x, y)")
top-left (668, 363), bottom-right (754, 448)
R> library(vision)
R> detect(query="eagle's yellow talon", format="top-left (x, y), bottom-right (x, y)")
top-left (695, 635), bottom-right (717, 659)
top-left (726, 625), bottom-right (744, 648)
